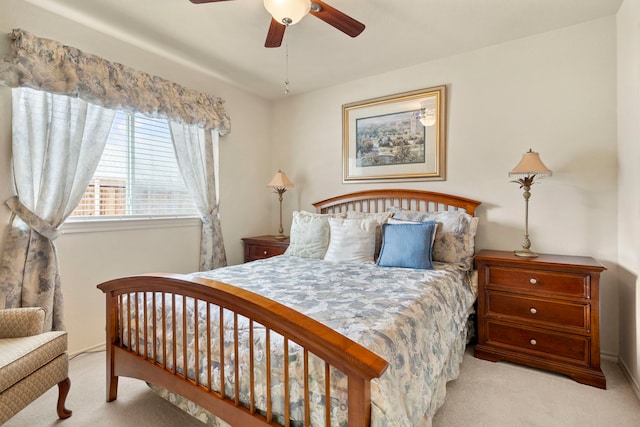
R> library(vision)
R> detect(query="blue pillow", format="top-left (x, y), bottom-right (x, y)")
top-left (377, 221), bottom-right (437, 269)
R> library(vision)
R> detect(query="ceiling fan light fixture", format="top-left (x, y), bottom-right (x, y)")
top-left (264, 0), bottom-right (311, 26)
top-left (419, 109), bottom-right (437, 127)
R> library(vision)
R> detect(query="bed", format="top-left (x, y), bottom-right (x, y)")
top-left (97, 189), bottom-right (481, 427)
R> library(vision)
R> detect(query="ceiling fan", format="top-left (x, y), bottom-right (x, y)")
top-left (189, 0), bottom-right (365, 48)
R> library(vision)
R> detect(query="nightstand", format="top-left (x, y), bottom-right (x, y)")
top-left (474, 249), bottom-right (607, 389)
top-left (241, 235), bottom-right (290, 263)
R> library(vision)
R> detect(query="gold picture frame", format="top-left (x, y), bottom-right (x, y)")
top-left (342, 85), bottom-right (446, 183)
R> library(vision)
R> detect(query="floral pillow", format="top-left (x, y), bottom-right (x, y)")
top-left (284, 211), bottom-right (344, 259)
top-left (386, 206), bottom-right (479, 270)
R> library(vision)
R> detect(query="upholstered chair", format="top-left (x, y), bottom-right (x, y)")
top-left (0, 307), bottom-right (72, 423)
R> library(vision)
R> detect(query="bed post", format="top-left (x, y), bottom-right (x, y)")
top-left (104, 292), bottom-right (119, 402)
top-left (348, 376), bottom-right (371, 426)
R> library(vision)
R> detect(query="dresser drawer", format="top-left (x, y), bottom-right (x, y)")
top-left (486, 321), bottom-right (589, 366)
top-left (486, 292), bottom-right (589, 331)
top-left (486, 266), bottom-right (590, 299)
top-left (248, 244), bottom-right (286, 260)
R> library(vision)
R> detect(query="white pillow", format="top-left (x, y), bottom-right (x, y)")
top-left (323, 218), bottom-right (377, 264)
top-left (346, 211), bottom-right (394, 260)
top-left (284, 211), bottom-right (343, 259)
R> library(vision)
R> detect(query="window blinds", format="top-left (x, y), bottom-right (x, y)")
top-left (72, 112), bottom-right (197, 218)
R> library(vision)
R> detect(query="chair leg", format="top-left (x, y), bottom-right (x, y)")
top-left (57, 377), bottom-right (72, 419)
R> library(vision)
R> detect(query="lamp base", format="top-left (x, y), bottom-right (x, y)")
top-left (514, 248), bottom-right (539, 258)
top-left (274, 234), bottom-right (288, 241)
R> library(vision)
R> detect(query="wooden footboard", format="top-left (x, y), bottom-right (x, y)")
top-left (98, 274), bottom-right (388, 427)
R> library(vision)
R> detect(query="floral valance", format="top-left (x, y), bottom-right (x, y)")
top-left (0, 29), bottom-right (230, 135)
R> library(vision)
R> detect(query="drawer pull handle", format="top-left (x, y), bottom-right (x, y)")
top-left (530, 307), bottom-right (537, 314)
top-left (529, 278), bottom-right (538, 285)
top-left (263, 250), bottom-right (268, 255)
top-left (530, 339), bottom-right (537, 346)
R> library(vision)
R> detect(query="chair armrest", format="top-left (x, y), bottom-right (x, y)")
top-left (0, 307), bottom-right (45, 338)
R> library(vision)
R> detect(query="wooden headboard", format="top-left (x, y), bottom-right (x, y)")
top-left (313, 189), bottom-right (481, 216)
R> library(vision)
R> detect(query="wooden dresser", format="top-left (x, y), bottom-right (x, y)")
top-left (241, 235), bottom-right (289, 263)
top-left (474, 249), bottom-right (607, 388)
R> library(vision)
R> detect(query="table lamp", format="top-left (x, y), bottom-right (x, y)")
top-left (509, 149), bottom-right (552, 258)
top-left (267, 170), bottom-right (294, 240)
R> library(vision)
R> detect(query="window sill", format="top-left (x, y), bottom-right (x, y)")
top-left (61, 216), bottom-right (201, 234)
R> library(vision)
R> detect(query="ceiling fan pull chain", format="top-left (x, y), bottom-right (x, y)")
top-left (284, 31), bottom-right (290, 94)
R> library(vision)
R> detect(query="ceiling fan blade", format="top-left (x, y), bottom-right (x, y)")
top-left (189, 0), bottom-right (233, 4)
top-left (309, 1), bottom-right (365, 38)
top-left (265, 18), bottom-right (286, 48)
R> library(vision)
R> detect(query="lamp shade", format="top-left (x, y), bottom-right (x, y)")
top-left (264, 0), bottom-right (311, 25)
top-left (267, 170), bottom-right (294, 189)
top-left (508, 149), bottom-right (552, 178)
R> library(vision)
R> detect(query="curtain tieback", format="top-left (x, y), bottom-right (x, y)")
top-left (5, 196), bottom-right (60, 240)
top-left (201, 206), bottom-right (219, 226)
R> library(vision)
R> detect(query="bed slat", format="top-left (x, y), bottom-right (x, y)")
top-left (284, 337), bottom-right (290, 426)
top-left (152, 292), bottom-right (157, 363)
top-left (234, 313), bottom-right (239, 405)
top-left (304, 350), bottom-right (310, 427)
top-left (172, 294), bottom-right (177, 375)
top-left (324, 362), bottom-right (330, 427)
top-left (183, 296), bottom-right (188, 379)
top-left (194, 299), bottom-right (200, 387)
top-left (207, 304), bottom-right (212, 392)
top-left (219, 307), bottom-right (225, 398)
top-left (249, 319), bottom-right (256, 414)
top-left (266, 328), bottom-right (272, 423)
top-left (135, 293), bottom-right (140, 354)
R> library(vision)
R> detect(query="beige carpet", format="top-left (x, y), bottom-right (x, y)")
top-left (433, 348), bottom-right (640, 427)
top-left (6, 347), bottom-right (640, 426)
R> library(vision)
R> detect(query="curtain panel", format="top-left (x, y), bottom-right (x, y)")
top-left (0, 88), bottom-right (116, 331)
top-left (170, 123), bottom-right (227, 271)
top-left (0, 29), bottom-right (231, 135)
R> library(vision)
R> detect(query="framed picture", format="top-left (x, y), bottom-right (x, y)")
top-left (342, 85), bottom-right (446, 183)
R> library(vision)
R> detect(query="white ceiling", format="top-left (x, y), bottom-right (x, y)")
top-left (24, 0), bottom-right (622, 100)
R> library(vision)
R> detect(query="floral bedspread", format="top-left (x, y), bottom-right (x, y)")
top-left (138, 256), bottom-right (476, 427)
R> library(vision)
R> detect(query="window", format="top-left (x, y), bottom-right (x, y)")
top-left (70, 112), bottom-right (197, 219)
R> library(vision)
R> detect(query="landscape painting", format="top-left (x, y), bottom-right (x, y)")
top-left (355, 110), bottom-right (425, 167)
top-left (343, 85), bottom-right (447, 183)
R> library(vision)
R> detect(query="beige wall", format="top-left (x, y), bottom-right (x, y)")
top-left (271, 17), bottom-right (620, 356)
top-left (617, 0), bottom-right (640, 397)
top-left (0, 0), bottom-right (273, 353)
